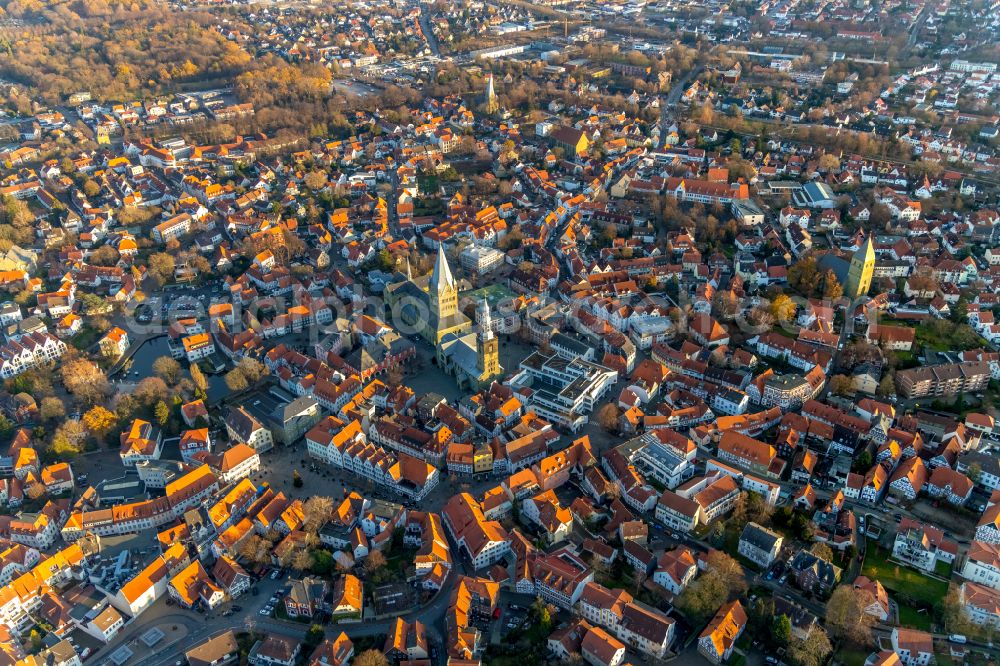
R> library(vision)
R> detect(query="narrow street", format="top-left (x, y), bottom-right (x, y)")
top-left (419, 6), bottom-right (441, 57)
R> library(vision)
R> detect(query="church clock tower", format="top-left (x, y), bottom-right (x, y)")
top-left (476, 300), bottom-right (500, 381)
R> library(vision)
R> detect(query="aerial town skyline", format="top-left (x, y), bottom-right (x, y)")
top-left (0, 1), bottom-right (996, 666)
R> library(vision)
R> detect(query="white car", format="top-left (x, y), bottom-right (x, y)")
top-left (259, 607), bottom-right (271, 616)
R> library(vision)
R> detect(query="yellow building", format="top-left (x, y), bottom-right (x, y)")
top-left (473, 445), bottom-right (494, 474)
top-left (845, 235), bottom-right (875, 299)
top-left (551, 126), bottom-right (590, 156)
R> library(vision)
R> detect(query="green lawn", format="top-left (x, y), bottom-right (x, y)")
top-left (70, 326), bottom-right (102, 351)
top-left (597, 570), bottom-right (636, 591)
top-left (897, 604), bottom-right (933, 631)
top-left (861, 542), bottom-right (949, 608)
top-left (935, 560), bottom-right (953, 578)
top-left (413, 197), bottom-right (444, 217)
top-left (417, 173), bottom-right (439, 194)
top-left (891, 350), bottom-right (919, 369)
top-left (836, 647), bottom-right (870, 666)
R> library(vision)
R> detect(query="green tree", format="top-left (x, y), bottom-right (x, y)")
top-left (312, 549), bottom-right (334, 576)
top-left (772, 614), bottom-right (792, 646)
top-left (0, 413), bottom-right (13, 438)
top-left (293, 470), bottom-right (303, 488)
top-left (677, 551), bottom-right (747, 622)
top-left (531, 596), bottom-right (553, 632)
top-left (375, 249), bottom-right (395, 271)
top-left (852, 450), bottom-right (873, 473)
top-left (305, 624), bottom-right (324, 649)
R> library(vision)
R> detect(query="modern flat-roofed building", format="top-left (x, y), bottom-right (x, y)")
top-left (509, 350), bottom-right (617, 432)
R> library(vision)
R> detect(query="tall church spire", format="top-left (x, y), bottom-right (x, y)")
top-left (430, 244), bottom-right (455, 294)
top-left (485, 73), bottom-right (499, 114)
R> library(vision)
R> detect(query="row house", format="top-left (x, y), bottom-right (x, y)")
top-left (0, 333), bottom-right (67, 379)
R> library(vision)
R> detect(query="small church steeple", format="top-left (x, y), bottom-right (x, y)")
top-left (478, 299), bottom-right (494, 342)
top-left (476, 299), bottom-right (500, 379)
top-left (485, 73), bottom-right (499, 115)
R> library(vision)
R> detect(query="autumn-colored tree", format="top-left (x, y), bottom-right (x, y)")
top-left (51, 420), bottom-right (88, 457)
top-left (83, 405), bottom-right (117, 440)
top-left (595, 403), bottom-right (621, 433)
top-left (303, 170), bottom-right (327, 190)
top-left (352, 650), bottom-right (390, 666)
top-left (190, 363), bottom-right (209, 395)
top-left (822, 269), bottom-right (843, 300)
top-left (152, 356), bottom-right (182, 384)
top-left (154, 400), bottom-right (171, 427)
top-left (61, 359), bottom-right (110, 406)
top-left (788, 627), bottom-right (832, 666)
top-left (133, 377), bottom-right (170, 405)
top-left (810, 542), bottom-right (834, 562)
top-left (292, 550), bottom-right (314, 572)
top-left (363, 550), bottom-right (387, 575)
top-left (829, 375), bottom-right (854, 396)
top-left (82, 180), bottom-right (102, 198)
top-left (788, 255), bottom-right (821, 295)
top-left (225, 367), bottom-right (250, 392)
top-left (770, 294), bottom-right (796, 322)
top-left (239, 535), bottom-right (273, 565)
top-left (39, 396), bottom-right (66, 423)
top-left (825, 585), bottom-right (876, 645)
top-left (818, 154), bottom-right (840, 171)
top-left (942, 585), bottom-right (978, 637)
top-left (302, 496), bottom-right (334, 533)
top-left (225, 357), bottom-right (269, 392)
top-left (147, 252), bottom-right (176, 286)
